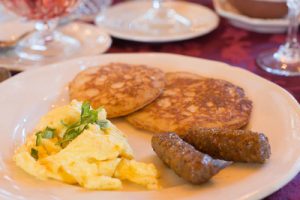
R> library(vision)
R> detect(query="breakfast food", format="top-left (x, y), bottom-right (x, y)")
top-left (14, 100), bottom-right (159, 190)
top-left (127, 72), bottom-right (252, 135)
top-left (69, 63), bottom-right (165, 118)
top-left (183, 128), bottom-right (271, 163)
top-left (152, 133), bottom-right (231, 184)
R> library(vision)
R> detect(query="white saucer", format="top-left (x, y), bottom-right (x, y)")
top-left (213, 0), bottom-right (290, 33)
top-left (0, 22), bottom-right (112, 71)
top-left (95, 0), bottom-right (219, 42)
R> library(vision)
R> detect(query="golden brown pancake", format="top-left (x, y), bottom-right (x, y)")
top-left (126, 72), bottom-right (252, 135)
top-left (69, 63), bottom-right (165, 118)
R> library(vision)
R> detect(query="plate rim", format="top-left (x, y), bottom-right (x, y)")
top-left (95, 0), bottom-right (220, 43)
top-left (1, 52), bottom-right (300, 200)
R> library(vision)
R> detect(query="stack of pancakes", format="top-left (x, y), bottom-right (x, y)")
top-left (69, 63), bottom-right (252, 135)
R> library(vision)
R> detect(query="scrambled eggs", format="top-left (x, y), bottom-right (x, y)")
top-left (14, 100), bottom-right (159, 190)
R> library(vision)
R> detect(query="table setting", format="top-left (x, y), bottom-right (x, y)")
top-left (0, 0), bottom-right (299, 200)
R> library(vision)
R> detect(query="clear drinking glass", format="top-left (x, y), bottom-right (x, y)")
top-left (0, 0), bottom-right (80, 61)
top-left (129, 0), bottom-right (191, 34)
top-left (256, 0), bottom-right (300, 76)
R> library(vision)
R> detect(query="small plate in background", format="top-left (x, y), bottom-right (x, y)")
top-left (96, 0), bottom-right (219, 43)
top-left (0, 22), bottom-right (112, 71)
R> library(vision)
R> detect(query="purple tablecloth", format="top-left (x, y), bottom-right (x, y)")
top-left (109, 0), bottom-right (300, 199)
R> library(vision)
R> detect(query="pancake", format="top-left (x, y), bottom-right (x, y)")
top-left (126, 72), bottom-right (252, 135)
top-left (69, 63), bottom-right (165, 118)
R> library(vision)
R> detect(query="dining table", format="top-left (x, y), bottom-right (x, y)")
top-left (7, 0), bottom-right (300, 199)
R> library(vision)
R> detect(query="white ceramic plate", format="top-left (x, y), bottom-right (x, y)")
top-left (0, 22), bottom-right (112, 71)
top-left (213, 0), bottom-right (290, 33)
top-left (0, 53), bottom-right (300, 200)
top-left (95, 0), bottom-right (219, 42)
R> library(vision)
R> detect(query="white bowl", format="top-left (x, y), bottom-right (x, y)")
top-left (213, 0), bottom-right (290, 33)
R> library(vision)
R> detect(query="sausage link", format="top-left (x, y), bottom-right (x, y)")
top-left (183, 128), bottom-right (271, 163)
top-left (151, 132), bottom-right (231, 184)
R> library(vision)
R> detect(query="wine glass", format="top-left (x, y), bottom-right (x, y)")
top-left (0, 0), bottom-right (81, 62)
top-left (129, 0), bottom-right (191, 35)
top-left (256, 0), bottom-right (300, 76)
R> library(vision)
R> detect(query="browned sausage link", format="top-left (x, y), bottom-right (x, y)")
top-left (151, 132), bottom-right (231, 184)
top-left (182, 128), bottom-right (271, 163)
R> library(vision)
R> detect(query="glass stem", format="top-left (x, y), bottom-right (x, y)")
top-left (34, 20), bottom-right (58, 44)
top-left (26, 19), bottom-right (59, 52)
top-left (286, 8), bottom-right (299, 48)
top-left (152, 0), bottom-right (162, 10)
top-left (35, 21), bottom-right (53, 44)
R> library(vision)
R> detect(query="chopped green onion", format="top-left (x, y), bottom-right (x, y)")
top-left (80, 101), bottom-right (98, 124)
top-left (59, 101), bottom-right (100, 147)
top-left (57, 125), bottom-right (87, 147)
top-left (42, 127), bottom-right (55, 139)
top-left (35, 127), bottom-right (55, 146)
top-left (96, 120), bottom-right (109, 129)
top-left (60, 120), bottom-right (68, 127)
top-left (35, 131), bottom-right (42, 146)
top-left (30, 148), bottom-right (38, 160)
top-left (56, 102), bottom-right (106, 148)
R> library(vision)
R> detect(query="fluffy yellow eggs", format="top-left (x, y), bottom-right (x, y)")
top-left (14, 100), bottom-right (159, 190)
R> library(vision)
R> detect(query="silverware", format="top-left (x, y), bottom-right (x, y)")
top-left (0, 30), bottom-right (33, 49)
top-left (0, 67), bottom-right (11, 82)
